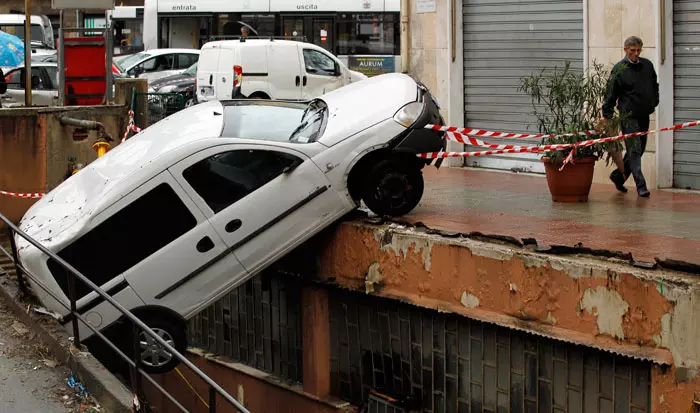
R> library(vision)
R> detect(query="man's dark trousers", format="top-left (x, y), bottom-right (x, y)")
top-left (611, 117), bottom-right (649, 193)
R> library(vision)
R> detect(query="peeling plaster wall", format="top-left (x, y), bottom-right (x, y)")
top-left (317, 222), bottom-right (697, 369)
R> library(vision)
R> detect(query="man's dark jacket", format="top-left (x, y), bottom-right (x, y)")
top-left (602, 57), bottom-right (659, 120)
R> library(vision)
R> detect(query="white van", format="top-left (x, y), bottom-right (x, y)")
top-left (196, 39), bottom-right (367, 102)
top-left (0, 14), bottom-right (56, 57)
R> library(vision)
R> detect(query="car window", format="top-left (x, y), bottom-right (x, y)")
top-left (182, 150), bottom-right (302, 214)
top-left (118, 52), bottom-right (151, 71)
top-left (303, 49), bottom-right (336, 76)
top-left (183, 62), bottom-right (197, 76)
top-left (46, 183), bottom-right (197, 301)
top-left (5, 69), bottom-right (22, 90)
top-left (44, 66), bottom-right (58, 89)
top-left (177, 53), bottom-right (198, 69)
top-left (5, 68), bottom-right (48, 90)
top-left (221, 103), bottom-right (305, 142)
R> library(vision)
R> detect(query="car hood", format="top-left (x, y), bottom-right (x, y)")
top-left (151, 74), bottom-right (194, 91)
top-left (316, 73), bottom-right (418, 147)
top-left (18, 101), bottom-right (226, 248)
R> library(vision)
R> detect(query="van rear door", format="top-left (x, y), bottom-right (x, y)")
top-left (196, 47), bottom-right (220, 102)
top-left (215, 48), bottom-right (237, 100)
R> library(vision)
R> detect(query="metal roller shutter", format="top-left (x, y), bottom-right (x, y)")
top-left (673, 0), bottom-right (700, 189)
top-left (463, 0), bottom-right (584, 173)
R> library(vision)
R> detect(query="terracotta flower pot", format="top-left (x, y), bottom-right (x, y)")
top-left (542, 156), bottom-right (596, 202)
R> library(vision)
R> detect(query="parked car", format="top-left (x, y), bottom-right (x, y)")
top-left (15, 73), bottom-right (445, 373)
top-left (147, 62), bottom-right (198, 119)
top-left (196, 38), bottom-right (366, 103)
top-left (113, 48), bottom-right (200, 83)
top-left (1, 62), bottom-right (58, 107)
top-left (0, 14), bottom-right (56, 57)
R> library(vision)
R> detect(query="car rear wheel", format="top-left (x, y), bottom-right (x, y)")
top-left (362, 160), bottom-right (424, 217)
top-left (124, 314), bottom-right (187, 374)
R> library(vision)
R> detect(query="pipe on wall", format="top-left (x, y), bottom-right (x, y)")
top-left (400, 0), bottom-right (410, 73)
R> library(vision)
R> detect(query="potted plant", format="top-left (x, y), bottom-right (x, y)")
top-left (518, 61), bottom-right (626, 202)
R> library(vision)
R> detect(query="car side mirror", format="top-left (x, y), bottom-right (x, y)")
top-left (283, 158), bottom-right (304, 174)
top-left (334, 63), bottom-right (341, 77)
top-left (132, 67), bottom-right (143, 77)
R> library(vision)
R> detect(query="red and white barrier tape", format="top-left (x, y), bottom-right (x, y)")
top-left (426, 124), bottom-right (598, 140)
top-left (121, 109), bottom-right (142, 143)
top-left (421, 120), bottom-right (700, 160)
top-left (0, 190), bottom-right (44, 199)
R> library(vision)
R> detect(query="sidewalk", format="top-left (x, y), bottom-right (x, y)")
top-left (408, 167), bottom-right (700, 268)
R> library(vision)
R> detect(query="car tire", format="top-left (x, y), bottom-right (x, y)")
top-left (362, 160), bottom-right (424, 217)
top-left (126, 314), bottom-right (187, 374)
top-left (185, 98), bottom-right (194, 107)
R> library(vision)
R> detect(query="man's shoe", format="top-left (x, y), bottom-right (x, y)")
top-left (639, 190), bottom-right (650, 198)
top-left (609, 170), bottom-right (628, 193)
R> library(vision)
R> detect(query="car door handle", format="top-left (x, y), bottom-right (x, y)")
top-left (225, 219), bottom-right (242, 233)
top-left (302, 76), bottom-right (307, 87)
top-left (295, 75), bottom-right (300, 86)
top-left (196, 236), bottom-right (215, 253)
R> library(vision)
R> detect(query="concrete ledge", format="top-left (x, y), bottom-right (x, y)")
top-left (0, 275), bottom-right (133, 413)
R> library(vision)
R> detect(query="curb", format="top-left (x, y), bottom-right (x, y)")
top-left (0, 275), bottom-right (134, 413)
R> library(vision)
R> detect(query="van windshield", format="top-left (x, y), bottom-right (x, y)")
top-left (221, 100), bottom-right (327, 144)
top-left (0, 24), bottom-right (44, 44)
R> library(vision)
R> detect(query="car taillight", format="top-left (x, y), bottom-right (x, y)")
top-left (233, 65), bottom-right (242, 87)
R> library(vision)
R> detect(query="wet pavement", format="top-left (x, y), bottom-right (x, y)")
top-left (407, 167), bottom-right (700, 266)
top-left (0, 295), bottom-right (100, 413)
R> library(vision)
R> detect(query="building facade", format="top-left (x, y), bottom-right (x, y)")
top-left (408, 0), bottom-right (700, 190)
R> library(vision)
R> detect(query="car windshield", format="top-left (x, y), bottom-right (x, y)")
top-left (288, 99), bottom-right (328, 143)
top-left (183, 62), bottom-right (197, 76)
top-left (115, 52), bottom-right (150, 72)
top-left (221, 101), bottom-right (308, 142)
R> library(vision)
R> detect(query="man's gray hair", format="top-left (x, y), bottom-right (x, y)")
top-left (624, 36), bottom-right (643, 48)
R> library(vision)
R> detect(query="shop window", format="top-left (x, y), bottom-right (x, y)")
top-left (336, 13), bottom-right (398, 56)
top-left (48, 183), bottom-right (197, 301)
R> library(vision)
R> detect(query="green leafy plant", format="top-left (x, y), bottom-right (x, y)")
top-left (518, 60), bottom-right (627, 164)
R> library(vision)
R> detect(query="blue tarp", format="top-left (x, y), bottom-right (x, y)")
top-left (0, 30), bottom-right (25, 68)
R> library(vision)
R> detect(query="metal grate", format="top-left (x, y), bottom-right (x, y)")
top-left (188, 271), bottom-right (304, 383)
top-left (330, 289), bottom-right (652, 412)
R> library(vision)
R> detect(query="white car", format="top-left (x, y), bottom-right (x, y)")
top-left (1, 62), bottom-right (58, 107)
top-left (114, 48), bottom-right (200, 83)
top-left (15, 73), bottom-right (445, 373)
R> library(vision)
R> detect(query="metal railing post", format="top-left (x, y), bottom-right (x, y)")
top-left (66, 270), bottom-right (80, 343)
top-left (209, 385), bottom-right (217, 413)
top-left (7, 226), bottom-right (26, 293)
top-left (131, 321), bottom-right (145, 403)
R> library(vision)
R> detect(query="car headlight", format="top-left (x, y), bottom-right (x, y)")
top-left (393, 101), bottom-right (424, 128)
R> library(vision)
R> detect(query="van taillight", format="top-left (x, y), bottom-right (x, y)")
top-left (233, 65), bottom-right (242, 87)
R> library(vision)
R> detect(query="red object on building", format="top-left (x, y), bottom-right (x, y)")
top-left (63, 36), bottom-right (107, 106)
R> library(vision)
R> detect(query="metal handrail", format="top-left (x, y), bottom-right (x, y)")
top-left (0, 213), bottom-right (250, 413)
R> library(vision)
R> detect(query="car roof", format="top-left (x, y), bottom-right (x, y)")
top-left (143, 48), bottom-right (201, 55)
top-left (204, 39), bottom-right (302, 50)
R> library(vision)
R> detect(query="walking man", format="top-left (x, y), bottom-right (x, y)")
top-left (601, 36), bottom-right (659, 197)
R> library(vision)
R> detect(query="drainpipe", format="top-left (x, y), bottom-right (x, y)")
top-left (401, 0), bottom-right (410, 74)
top-left (59, 116), bottom-right (114, 157)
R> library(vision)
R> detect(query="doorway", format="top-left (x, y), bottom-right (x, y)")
top-left (281, 15), bottom-right (336, 53)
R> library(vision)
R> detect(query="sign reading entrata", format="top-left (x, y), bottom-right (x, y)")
top-left (348, 56), bottom-right (395, 77)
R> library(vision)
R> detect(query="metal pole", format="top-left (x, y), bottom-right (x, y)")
top-left (105, 21), bottom-right (114, 103)
top-left (131, 322), bottom-right (145, 404)
top-left (24, 0), bottom-right (32, 106)
top-left (6, 226), bottom-right (26, 293)
top-left (58, 11), bottom-right (65, 106)
top-left (66, 270), bottom-right (80, 343)
top-left (209, 386), bottom-right (217, 413)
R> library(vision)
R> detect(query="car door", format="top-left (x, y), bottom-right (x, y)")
top-left (169, 143), bottom-right (345, 276)
top-left (1, 68), bottom-right (23, 106)
top-left (300, 47), bottom-right (343, 99)
top-left (111, 170), bottom-right (248, 318)
top-left (0, 67), bottom-right (55, 106)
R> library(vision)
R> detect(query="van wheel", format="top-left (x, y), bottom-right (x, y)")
top-left (249, 92), bottom-right (270, 100)
top-left (362, 160), bottom-right (424, 217)
top-left (129, 314), bottom-right (187, 374)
